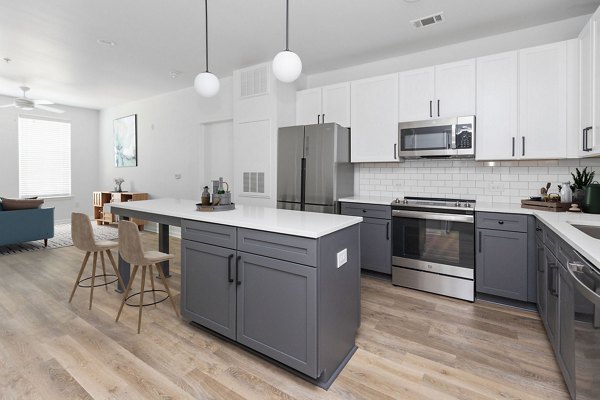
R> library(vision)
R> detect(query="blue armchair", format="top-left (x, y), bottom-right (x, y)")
top-left (0, 205), bottom-right (54, 247)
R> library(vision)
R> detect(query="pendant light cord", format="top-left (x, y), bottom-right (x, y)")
top-left (285, 0), bottom-right (290, 51)
top-left (205, 0), bottom-right (209, 72)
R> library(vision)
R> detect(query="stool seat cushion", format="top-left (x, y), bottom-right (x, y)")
top-left (142, 250), bottom-right (175, 264)
top-left (94, 240), bottom-right (119, 250)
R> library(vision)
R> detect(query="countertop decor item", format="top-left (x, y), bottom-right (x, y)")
top-left (114, 177), bottom-right (124, 192)
top-left (194, 0), bottom-right (220, 97)
top-left (583, 181), bottom-right (600, 214)
top-left (521, 199), bottom-right (570, 212)
top-left (196, 202), bottom-right (235, 212)
top-left (568, 203), bottom-right (582, 212)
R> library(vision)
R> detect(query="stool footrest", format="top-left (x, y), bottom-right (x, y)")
top-left (78, 274), bottom-right (119, 288)
top-left (125, 289), bottom-right (169, 307)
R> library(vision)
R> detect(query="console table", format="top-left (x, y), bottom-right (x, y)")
top-left (93, 191), bottom-right (148, 230)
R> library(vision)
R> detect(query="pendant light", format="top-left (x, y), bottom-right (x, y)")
top-left (272, 0), bottom-right (302, 83)
top-left (194, 0), bottom-right (220, 97)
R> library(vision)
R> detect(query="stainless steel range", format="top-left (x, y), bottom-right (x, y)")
top-left (391, 196), bottom-right (475, 301)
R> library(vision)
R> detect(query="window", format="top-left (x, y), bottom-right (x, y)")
top-left (18, 116), bottom-right (71, 198)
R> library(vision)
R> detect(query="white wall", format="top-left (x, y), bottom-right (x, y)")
top-left (0, 94), bottom-right (99, 223)
top-left (307, 15), bottom-right (589, 88)
top-left (98, 77), bottom-right (233, 202)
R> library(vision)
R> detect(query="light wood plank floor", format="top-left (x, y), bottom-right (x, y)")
top-left (0, 231), bottom-right (569, 399)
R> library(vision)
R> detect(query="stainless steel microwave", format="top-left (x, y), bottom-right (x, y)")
top-left (398, 116), bottom-right (475, 158)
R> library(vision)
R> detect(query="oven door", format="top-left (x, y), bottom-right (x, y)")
top-left (568, 254), bottom-right (600, 400)
top-left (392, 210), bottom-right (475, 278)
top-left (398, 118), bottom-right (456, 157)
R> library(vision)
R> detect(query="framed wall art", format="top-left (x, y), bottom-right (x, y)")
top-left (114, 114), bottom-right (137, 167)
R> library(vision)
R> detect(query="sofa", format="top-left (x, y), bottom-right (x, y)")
top-left (0, 204), bottom-right (55, 247)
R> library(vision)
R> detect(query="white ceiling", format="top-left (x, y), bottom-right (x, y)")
top-left (0, 0), bottom-right (599, 110)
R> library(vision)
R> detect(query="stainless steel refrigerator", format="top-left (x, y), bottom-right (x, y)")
top-left (277, 123), bottom-right (354, 214)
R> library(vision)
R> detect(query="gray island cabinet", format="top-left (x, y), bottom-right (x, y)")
top-left (181, 219), bottom-right (361, 388)
top-left (109, 198), bottom-right (362, 389)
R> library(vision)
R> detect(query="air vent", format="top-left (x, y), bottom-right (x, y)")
top-left (240, 65), bottom-right (269, 98)
top-left (243, 172), bottom-right (265, 193)
top-left (411, 12), bottom-right (444, 29)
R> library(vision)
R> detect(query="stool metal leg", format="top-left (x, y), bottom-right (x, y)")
top-left (100, 251), bottom-right (108, 291)
top-left (149, 264), bottom-right (157, 308)
top-left (105, 249), bottom-right (125, 291)
top-left (156, 263), bottom-right (179, 318)
top-left (89, 252), bottom-right (98, 310)
top-left (69, 251), bottom-right (90, 303)
top-left (138, 265), bottom-right (147, 334)
top-left (116, 265), bottom-right (138, 323)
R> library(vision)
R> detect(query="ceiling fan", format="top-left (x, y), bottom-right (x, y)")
top-left (0, 86), bottom-right (64, 113)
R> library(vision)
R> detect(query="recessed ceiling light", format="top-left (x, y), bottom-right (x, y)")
top-left (169, 70), bottom-right (182, 79)
top-left (3, 57), bottom-right (11, 63)
top-left (97, 39), bottom-right (116, 47)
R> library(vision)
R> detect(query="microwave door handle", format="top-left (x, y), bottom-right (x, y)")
top-left (451, 126), bottom-right (457, 150)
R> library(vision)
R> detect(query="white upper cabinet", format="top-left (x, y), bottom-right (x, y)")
top-left (351, 73), bottom-right (399, 162)
top-left (295, 82), bottom-right (350, 127)
top-left (476, 51), bottom-right (519, 160)
top-left (398, 60), bottom-right (475, 122)
top-left (519, 41), bottom-right (567, 159)
top-left (296, 88), bottom-right (322, 125)
top-left (434, 59), bottom-right (477, 118)
top-left (398, 67), bottom-right (435, 122)
top-left (590, 11), bottom-right (600, 155)
top-left (580, 19), bottom-right (593, 156)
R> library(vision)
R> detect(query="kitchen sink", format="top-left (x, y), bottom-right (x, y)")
top-left (570, 224), bottom-right (600, 240)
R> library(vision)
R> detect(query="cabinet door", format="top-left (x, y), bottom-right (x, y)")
top-left (476, 229), bottom-right (528, 301)
top-left (580, 20), bottom-right (594, 156)
top-left (545, 250), bottom-right (559, 350)
top-left (398, 67), bottom-right (435, 122)
top-left (322, 82), bottom-right (351, 127)
top-left (590, 13), bottom-right (600, 155)
top-left (296, 88), bottom-right (322, 125)
top-left (434, 59), bottom-right (476, 118)
top-left (519, 42), bottom-right (568, 159)
top-left (558, 264), bottom-right (575, 397)
top-left (536, 240), bottom-right (547, 320)
top-left (181, 240), bottom-right (237, 340)
top-left (236, 252), bottom-right (318, 378)
top-left (351, 74), bottom-right (399, 162)
top-left (476, 52), bottom-right (519, 160)
top-left (360, 217), bottom-right (391, 274)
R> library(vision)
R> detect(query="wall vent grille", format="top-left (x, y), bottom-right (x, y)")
top-left (240, 65), bottom-right (269, 98)
top-left (411, 12), bottom-right (444, 29)
top-left (243, 172), bottom-right (265, 193)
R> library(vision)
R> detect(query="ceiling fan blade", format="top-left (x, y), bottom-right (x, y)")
top-left (34, 99), bottom-right (54, 105)
top-left (0, 103), bottom-right (16, 108)
top-left (36, 104), bottom-right (65, 114)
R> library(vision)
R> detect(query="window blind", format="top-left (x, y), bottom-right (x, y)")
top-left (18, 115), bottom-right (71, 198)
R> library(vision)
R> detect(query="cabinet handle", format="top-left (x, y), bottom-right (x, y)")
top-left (548, 262), bottom-right (558, 297)
top-left (522, 137), bottom-right (525, 157)
top-left (478, 231), bottom-right (482, 253)
top-left (437, 100), bottom-right (440, 117)
top-left (498, 220), bottom-right (504, 225)
top-left (429, 101), bottom-right (433, 118)
top-left (394, 143), bottom-right (397, 160)
top-left (583, 126), bottom-right (593, 151)
top-left (236, 255), bottom-right (242, 285)
top-left (322, 113), bottom-right (325, 123)
top-left (537, 246), bottom-right (544, 272)
top-left (386, 222), bottom-right (390, 240)
top-left (362, 209), bottom-right (367, 213)
top-left (317, 114), bottom-right (320, 124)
top-left (536, 227), bottom-right (542, 232)
top-left (512, 137), bottom-right (515, 157)
top-left (227, 254), bottom-right (234, 283)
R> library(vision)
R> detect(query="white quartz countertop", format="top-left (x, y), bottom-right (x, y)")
top-left (110, 198), bottom-right (362, 239)
top-left (338, 196), bottom-right (395, 206)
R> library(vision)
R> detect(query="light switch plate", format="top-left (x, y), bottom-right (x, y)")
top-left (337, 249), bottom-right (348, 268)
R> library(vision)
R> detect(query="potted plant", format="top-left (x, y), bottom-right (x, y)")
top-left (571, 167), bottom-right (595, 204)
top-left (114, 177), bottom-right (125, 192)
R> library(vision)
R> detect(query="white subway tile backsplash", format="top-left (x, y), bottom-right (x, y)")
top-left (356, 159), bottom-right (599, 204)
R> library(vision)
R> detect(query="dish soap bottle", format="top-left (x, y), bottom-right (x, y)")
top-left (201, 186), bottom-right (211, 206)
top-left (559, 182), bottom-right (572, 203)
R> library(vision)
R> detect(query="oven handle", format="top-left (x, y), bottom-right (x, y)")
top-left (568, 251), bottom-right (600, 306)
top-left (392, 209), bottom-right (474, 223)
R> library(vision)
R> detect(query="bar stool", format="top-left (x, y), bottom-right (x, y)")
top-left (69, 213), bottom-right (125, 309)
top-left (115, 220), bottom-right (179, 333)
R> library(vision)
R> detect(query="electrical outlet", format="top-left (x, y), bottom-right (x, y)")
top-left (337, 249), bottom-right (348, 268)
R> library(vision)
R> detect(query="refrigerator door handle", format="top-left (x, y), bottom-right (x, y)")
top-left (300, 158), bottom-right (307, 211)
top-left (305, 136), bottom-right (310, 157)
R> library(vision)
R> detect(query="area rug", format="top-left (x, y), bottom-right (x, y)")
top-left (0, 223), bottom-right (119, 255)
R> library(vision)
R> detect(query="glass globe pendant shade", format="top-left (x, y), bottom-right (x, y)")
top-left (194, 71), bottom-right (220, 97)
top-left (272, 50), bottom-right (302, 83)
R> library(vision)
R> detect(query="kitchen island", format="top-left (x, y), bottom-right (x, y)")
top-left (110, 198), bottom-right (362, 389)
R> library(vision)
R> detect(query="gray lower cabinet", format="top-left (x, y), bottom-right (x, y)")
top-left (341, 202), bottom-right (391, 274)
top-left (236, 252), bottom-right (317, 377)
top-left (181, 239), bottom-right (237, 340)
top-left (476, 229), bottom-right (528, 300)
top-left (536, 238), bottom-right (547, 320)
top-left (545, 249), bottom-right (559, 350)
